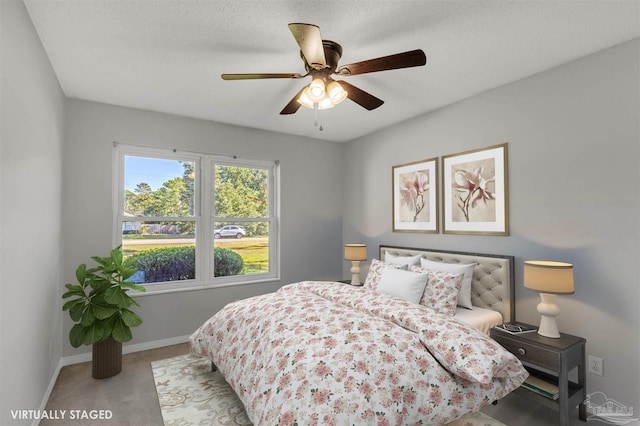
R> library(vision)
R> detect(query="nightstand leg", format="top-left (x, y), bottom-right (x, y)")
top-left (559, 357), bottom-right (569, 426)
top-left (578, 347), bottom-right (587, 421)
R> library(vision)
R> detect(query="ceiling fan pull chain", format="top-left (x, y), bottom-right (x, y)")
top-left (313, 103), bottom-right (319, 127)
top-left (310, 102), bottom-right (323, 131)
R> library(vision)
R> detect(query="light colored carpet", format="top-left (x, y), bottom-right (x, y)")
top-left (152, 354), bottom-right (506, 426)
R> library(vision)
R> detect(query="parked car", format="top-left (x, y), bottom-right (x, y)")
top-left (214, 225), bottom-right (246, 239)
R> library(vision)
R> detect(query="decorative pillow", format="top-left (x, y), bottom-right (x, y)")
top-left (420, 258), bottom-right (476, 309)
top-left (377, 267), bottom-right (429, 305)
top-left (384, 252), bottom-right (422, 267)
top-left (363, 259), bottom-right (407, 291)
top-left (411, 266), bottom-right (463, 316)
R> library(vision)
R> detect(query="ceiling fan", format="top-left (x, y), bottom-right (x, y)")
top-left (221, 23), bottom-right (427, 115)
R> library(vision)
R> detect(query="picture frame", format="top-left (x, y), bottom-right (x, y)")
top-left (392, 157), bottom-right (439, 233)
top-left (441, 143), bottom-right (509, 235)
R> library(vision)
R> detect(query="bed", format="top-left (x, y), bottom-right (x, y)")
top-left (190, 245), bottom-right (527, 425)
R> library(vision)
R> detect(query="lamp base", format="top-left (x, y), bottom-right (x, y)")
top-left (350, 261), bottom-right (362, 286)
top-left (536, 293), bottom-right (561, 338)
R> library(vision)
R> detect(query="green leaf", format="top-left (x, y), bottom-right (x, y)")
top-left (91, 255), bottom-right (109, 267)
top-left (104, 286), bottom-right (131, 308)
top-left (101, 316), bottom-right (116, 338)
top-left (75, 264), bottom-right (88, 285)
top-left (82, 322), bottom-right (105, 345)
top-left (92, 304), bottom-right (118, 320)
top-left (111, 247), bottom-right (123, 268)
top-left (62, 299), bottom-right (83, 312)
top-left (121, 309), bottom-right (142, 327)
top-left (89, 277), bottom-right (110, 293)
top-left (63, 283), bottom-right (85, 298)
top-left (111, 317), bottom-right (132, 343)
top-left (62, 291), bottom-right (87, 302)
top-left (69, 302), bottom-right (85, 322)
top-left (81, 305), bottom-right (96, 326)
top-left (121, 281), bottom-right (146, 293)
top-left (85, 266), bottom-right (101, 275)
top-left (69, 324), bottom-right (87, 348)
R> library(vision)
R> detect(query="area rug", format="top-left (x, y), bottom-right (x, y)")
top-left (152, 354), bottom-right (506, 426)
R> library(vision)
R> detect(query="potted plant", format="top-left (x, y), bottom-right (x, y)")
top-left (62, 246), bottom-right (145, 379)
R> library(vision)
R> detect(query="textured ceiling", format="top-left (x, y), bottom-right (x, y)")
top-left (24, 0), bottom-right (640, 142)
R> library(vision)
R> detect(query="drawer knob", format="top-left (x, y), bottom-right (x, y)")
top-left (518, 347), bottom-right (526, 356)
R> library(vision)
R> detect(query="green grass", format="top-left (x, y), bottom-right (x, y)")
top-left (123, 238), bottom-right (269, 275)
top-left (216, 239), bottom-right (269, 274)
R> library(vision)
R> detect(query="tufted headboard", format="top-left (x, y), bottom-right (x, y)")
top-left (379, 245), bottom-right (515, 323)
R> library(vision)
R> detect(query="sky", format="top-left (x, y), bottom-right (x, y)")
top-left (125, 156), bottom-right (186, 191)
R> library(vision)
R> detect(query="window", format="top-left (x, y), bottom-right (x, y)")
top-left (114, 145), bottom-right (279, 292)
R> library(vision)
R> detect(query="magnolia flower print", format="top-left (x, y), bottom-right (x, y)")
top-left (452, 164), bottom-right (495, 222)
top-left (400, 171), bottom-right (429, 222)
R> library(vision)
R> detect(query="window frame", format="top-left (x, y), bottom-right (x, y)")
top-left (113, 144), bottom-right (280, 294)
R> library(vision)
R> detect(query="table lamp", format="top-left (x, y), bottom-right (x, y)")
top-left (344, 244), bottom-right (367, 286)
top-left (524, 260), bottom-right (574, 338)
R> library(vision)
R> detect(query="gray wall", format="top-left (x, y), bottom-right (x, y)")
top-left (344, 39), bottom-right (640, 407)
top-left (0, 0), bottom-right (65, 424)
top-left (62, 99), bottom-right (345, 356)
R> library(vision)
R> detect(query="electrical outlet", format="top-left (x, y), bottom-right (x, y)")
top-left (588, 355), bottom-right (604, 376)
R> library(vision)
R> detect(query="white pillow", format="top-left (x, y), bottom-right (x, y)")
top-left (377, 267), bottom-right (428, 305)
top-left (363, 259), bottom-right (407, 291)
top-left (420, 258), bottom-right (476, 309)
top-left (384, 252), bottom-right (422, 267)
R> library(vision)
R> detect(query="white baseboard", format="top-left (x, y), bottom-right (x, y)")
top-left (35, 358), bottom-right (66, 426)
top-left (35, 335), bottom-right (191, 426)
top-left (60, 334), bottom-right (191, 366)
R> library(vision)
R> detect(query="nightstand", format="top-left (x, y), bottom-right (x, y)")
top-left (490, 324), bottom-right (587, 425)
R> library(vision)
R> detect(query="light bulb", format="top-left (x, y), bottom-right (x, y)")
top-left (307, 79), bottom-right (326, 102)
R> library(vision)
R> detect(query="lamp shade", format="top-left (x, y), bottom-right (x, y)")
top-left (524, 261), bottom-right (574, 294)
top-left (327, 80), bottom-right (348, 105)
top-left (344, 244), bottom-right (367, 261)
top-left (297, 88), bottom-right (315, 109)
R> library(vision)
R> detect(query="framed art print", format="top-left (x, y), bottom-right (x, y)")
top-left (392, 157), bottom-right (438, 233)
top-left (442, 143), bottom-right (509, 235)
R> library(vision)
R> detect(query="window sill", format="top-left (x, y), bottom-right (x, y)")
top-left (129, 277), bottom-right (281, 298)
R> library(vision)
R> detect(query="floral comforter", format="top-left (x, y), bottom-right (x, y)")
top-left (190, 281), bottom-right (527, 425)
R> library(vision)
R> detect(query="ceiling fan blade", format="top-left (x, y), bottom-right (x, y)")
top-left (288, 23), bottom-right (327, 70)
top-left (221, 73), bottom-right (303, 80)
top-left (338, 80), bottom-right (384, 110)
top-left (280, 87), bottom-right (306, 115)
top-left (336, 49), bottom-right (426, 76)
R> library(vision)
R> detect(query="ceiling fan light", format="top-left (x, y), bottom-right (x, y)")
top-left (297, 88), bottom-right (315, 109)
top-left (327, 81), bottom-right (348, 105)
top-left (307, 78), bottom-right (326, 101)
top-left (316, 97), bottom-right (335, 110)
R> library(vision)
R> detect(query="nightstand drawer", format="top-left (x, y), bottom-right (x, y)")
top-left (492, 333), bottom-right (559, 370)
